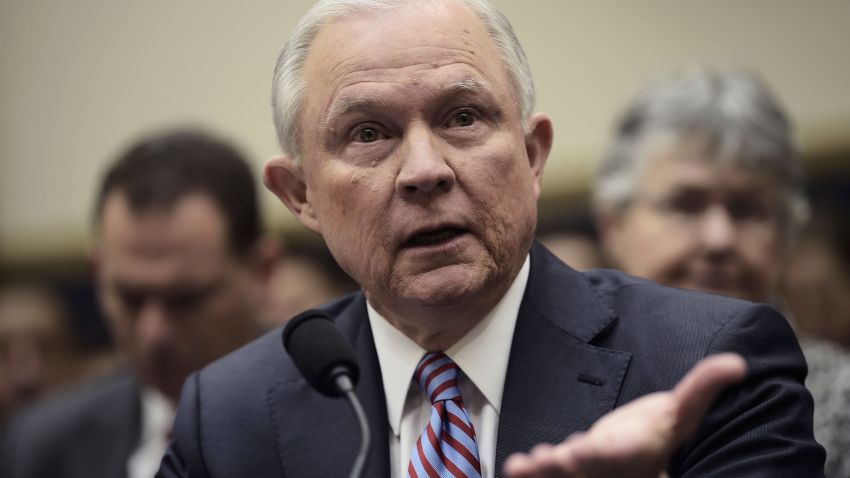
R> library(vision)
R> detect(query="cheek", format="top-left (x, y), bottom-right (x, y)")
top-left (616, 219), bottom-right (694, 276)
top-left (466, 143), bottom-right (537, 225)
top-left (202, 281), bottom-right (254, 328)
top-left (313, 165), bottom-right (389, 224)
top-left (313, 186), bottom-right (392, 282)
top-left (740, 236), bottom-right (785, 279)
top-left (100, 295), bottom-right (132, 343)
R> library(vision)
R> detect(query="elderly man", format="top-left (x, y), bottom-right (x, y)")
top-left (594, 67), bottom-right (846, 477)
top-left (159, 2), bottom-right (823, 477)
top-left (2, 130), bottom-right (276, 478)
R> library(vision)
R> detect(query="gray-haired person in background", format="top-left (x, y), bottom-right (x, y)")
top-left (594, 66), bottom-right (848, 477)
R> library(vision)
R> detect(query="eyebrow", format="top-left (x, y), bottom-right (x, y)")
top-left (447, 78), bottom-right (495, 97)
top-left (326, 96), bottom-right (381, 120)
top-left (114, 277), bottom-right (222, 300)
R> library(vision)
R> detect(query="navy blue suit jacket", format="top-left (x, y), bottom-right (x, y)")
top-left (158, 242), bottom-right (824, 477)
top-left (2, 370), bottom-right (142, 478)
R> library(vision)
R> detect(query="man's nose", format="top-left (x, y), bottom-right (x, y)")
top-left (395, 126), bottom-right (455, 198)
top-left (700, 205), bottom-right (737, 252)
top-left (137, 300), bottom-right (173, 345)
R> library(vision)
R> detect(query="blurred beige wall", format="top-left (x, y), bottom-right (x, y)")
top-left (2, 0), bottom-right (849, 264)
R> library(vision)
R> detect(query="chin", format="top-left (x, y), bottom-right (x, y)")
top-left (395, 264), bottom-right (492, 307)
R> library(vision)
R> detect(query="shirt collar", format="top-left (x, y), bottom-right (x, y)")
top-left (139, 386), bottom-right (176, 442)
top-left (368, 254), bottom-right (530, 436)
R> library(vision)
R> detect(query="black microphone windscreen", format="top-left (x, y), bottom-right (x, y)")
top-left (282, 309), bottom-right (360, 397)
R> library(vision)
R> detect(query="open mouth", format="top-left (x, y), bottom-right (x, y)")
top-left (405, 227), bottom-right (466, 247)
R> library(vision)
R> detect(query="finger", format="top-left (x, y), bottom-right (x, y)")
top-left (504, 453), bottom-right (535, 477)
top-left (505, 454), bottom-right (565, 478)
top-left (671, 353), bottom-right (747, 439)
top-left (504, 441), bottom-right (582, 478)
top-left (504, 444), bottom-right (554, 477)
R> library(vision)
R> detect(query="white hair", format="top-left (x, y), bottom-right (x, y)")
top-left (271, 0), bottom-right (536, 163)
top-left (594, 67), bottom-right (809, 239)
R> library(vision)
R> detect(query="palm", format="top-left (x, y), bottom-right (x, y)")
top-left (503, 354), bottom-right (747, 478)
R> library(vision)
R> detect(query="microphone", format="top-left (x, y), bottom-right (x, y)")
top-left (282, 310), bottom-right (370, 478)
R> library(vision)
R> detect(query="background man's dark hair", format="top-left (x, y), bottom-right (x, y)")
top-left (94, 129), bottom-right (261, 255)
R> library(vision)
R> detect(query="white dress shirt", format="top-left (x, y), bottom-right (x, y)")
top-left (368, 255), bottom-right (530, 478)
top-left (127, 387), bottom-right (175, 478)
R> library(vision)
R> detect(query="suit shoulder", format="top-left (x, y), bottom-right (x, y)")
top-left (582, 269), bottom-right (791, 369)
top-left (2, 369), bottom-right (139, 471)
top-left (582, 268), bottom-right (760, 327)
top-left (164, 293), bottom-right (366, 477)
top-left (580, 269), bottom-right (799, 392)
top-left (7, 369), bottom-right (137, 433)
top-left (196, 292), bottom-right (363, 389)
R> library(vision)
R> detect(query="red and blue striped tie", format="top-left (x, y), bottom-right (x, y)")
top-left (407, 352), bottom-right (482, 478)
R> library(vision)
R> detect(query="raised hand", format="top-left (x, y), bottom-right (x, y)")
top-left (504, 353), bottom-right (747, 478)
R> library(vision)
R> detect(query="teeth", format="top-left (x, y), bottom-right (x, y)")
top-left (409, 228), bottom-right (460, 246)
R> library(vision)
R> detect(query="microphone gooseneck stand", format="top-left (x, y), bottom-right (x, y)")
top-left (283, 310), bottom-right (371, 478)
top-left (333, 370), bottom-right (370, 478)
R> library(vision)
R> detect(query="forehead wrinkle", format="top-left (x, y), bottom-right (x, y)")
top-left (319, 37), bottom-right (490, 90)
top-left (338, 75), bottom-right (494, 107)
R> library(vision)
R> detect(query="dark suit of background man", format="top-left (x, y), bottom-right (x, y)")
top-left (1, 129), bottom-right (277, 478)
top-left (158, 0), bottom-right (825, 476)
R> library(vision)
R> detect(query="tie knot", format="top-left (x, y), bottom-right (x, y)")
top-left (414, 352), bottom-right (462, 404)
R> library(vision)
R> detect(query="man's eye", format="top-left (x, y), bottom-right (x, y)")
top-left (164, 293), bottom-right (204, 312)
top-left (727, 199), bottom-right (769, 221)
top-left (666, 195), bottom-right (708, 216)
top-left (357, 127), bottom-right (380, 143)
top-left (118, 291), bottom-right (145, 312)
top-left (449, 110), bottom-right (477, 128)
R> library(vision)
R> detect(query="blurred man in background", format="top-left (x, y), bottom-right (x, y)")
top-left (593, 66), bottom-right (848, 477)
top-left (0, 285), bottom-right (87, 426)
top-left (2, 129), bottom-right (277, 478)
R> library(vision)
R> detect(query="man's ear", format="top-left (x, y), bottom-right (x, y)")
top-left (263, 155), bottom-right (320, 233)
top-left (524, 113), bottom-right (553, 199)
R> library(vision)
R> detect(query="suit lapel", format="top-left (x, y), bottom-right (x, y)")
top-left (268, 296), bottom-right (391, 478)
top-left (495, 243), bottom-right (632, 477)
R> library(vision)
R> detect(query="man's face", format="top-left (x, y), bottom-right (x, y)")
top-left (603, 141), bottom-right (786, 303)
top-left (267, 1), bottom-right (550, 323)
top-left (0, 291), bottom-right (76, 415)
top-left (95, 192), bottom-right (261, 401)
